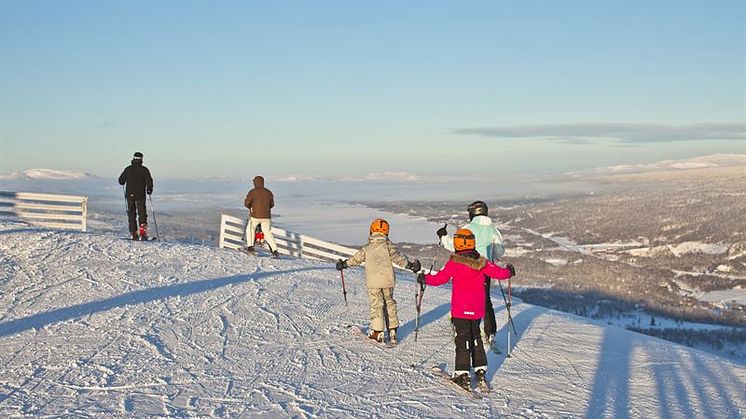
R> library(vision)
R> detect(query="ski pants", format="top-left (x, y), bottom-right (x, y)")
top-left (483, 275), bottom-right (497, 337)
top-left (246, 217), bottom-right (278, 252)
top-left (126, 195), bottom-right (147, 233)
top-left (452, 317), bottom-right (487, 373)
top-left (368, 287), bottom-right (398, 332)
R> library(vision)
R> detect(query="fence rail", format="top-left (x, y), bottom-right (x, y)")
top-left (0, 191), bottom-right (88, 232)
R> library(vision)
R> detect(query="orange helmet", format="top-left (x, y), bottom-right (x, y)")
top-left (370, 218), bottom-right (390, 235)
top-left (453, 228), bottom-right (476, 251)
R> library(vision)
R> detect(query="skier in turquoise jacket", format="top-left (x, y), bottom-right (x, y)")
top-left (437, 201), bottom-right (505, 348)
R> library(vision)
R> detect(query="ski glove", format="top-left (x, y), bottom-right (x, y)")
top-left (147, 188), bottom-right (153, 195)
top-left (416, 272), bottom-right (426, 285)
top-left (436, 224), bottom-right (448, 238)
top-left (406, 259), bottom-right (421, 273)
top-left (506, 264), bottom-right (516, 277)
top-left (335, 259), bottom-right (347, 271)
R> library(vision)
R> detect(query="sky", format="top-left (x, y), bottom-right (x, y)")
top-left (1, 0), bottom-right (744, 179)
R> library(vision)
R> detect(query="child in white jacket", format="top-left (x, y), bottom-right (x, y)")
top-left (336, 219), bottom-right (420, 344)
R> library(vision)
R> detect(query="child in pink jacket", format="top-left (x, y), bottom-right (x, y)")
top-left (417, 228), bottom-right (514, 390)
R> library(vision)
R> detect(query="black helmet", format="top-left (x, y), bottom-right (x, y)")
top-left (467, 201), bottom-right (488, 220)
top-left (133, 152), bottom-right (144, 161)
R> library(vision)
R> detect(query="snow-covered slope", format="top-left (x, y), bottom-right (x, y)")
top-left (0, 223), bottom-right (743, 418)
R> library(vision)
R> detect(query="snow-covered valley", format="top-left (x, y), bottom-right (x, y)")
top-left (0, 222), bottom-right (744, 418)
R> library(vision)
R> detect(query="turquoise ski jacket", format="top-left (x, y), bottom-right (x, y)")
top-left (441, 215), bottom-right (505, 261)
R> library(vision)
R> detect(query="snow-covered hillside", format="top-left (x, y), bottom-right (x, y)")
top-left (0, 222), bottom-right (743, 418)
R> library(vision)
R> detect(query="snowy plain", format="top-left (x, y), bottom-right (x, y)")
top-left (0, 222), bottom-right (744, 418)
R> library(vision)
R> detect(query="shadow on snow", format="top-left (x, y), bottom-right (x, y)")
top-left (0, 267), bottom-right (320, 338)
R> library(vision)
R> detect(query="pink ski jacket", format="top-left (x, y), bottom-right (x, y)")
top-left (424, 252), bottom-right (512, 320)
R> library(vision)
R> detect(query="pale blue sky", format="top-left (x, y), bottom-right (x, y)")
top-left (1, 1), bottom-right (744, 179)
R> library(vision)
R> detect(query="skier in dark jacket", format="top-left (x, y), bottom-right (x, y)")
top-left (118, 152), bottom-right (153, 240)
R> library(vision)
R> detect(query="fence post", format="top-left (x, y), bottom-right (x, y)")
top-left (81, 197), bottom-right (88, 232)
top-left (218, 214), bottom-right (227, 248)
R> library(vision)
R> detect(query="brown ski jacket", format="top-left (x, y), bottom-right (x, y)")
top-left (244, 176), bottom-right (274, 219)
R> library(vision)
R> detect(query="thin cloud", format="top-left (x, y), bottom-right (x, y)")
top-left (453, 123), bottom-right (746, 144)
top-left (93, 118), bottom-right (116, 129)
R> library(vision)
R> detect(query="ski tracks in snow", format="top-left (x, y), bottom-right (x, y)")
top-left (0, 223), bottom-right (744, 418)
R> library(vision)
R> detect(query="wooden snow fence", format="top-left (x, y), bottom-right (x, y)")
top-left (218, 213), bottom-right (412, 272)
top-left (218, 213), bottom-right (357, 262)
top-left (0, 191), bottom-right (88, 232)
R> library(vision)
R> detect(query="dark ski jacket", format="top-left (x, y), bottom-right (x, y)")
top-left (118, 160), bottom-right (153, 199)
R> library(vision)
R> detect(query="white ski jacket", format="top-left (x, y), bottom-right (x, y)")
top-left (346, 233), bottom-right (410, 289)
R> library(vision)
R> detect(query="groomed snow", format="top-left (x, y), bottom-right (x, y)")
top-left (0, 222), bottom-right (743, 418)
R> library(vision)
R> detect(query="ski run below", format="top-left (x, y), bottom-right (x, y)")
top-left (0, 222), bottom-right (743, 418)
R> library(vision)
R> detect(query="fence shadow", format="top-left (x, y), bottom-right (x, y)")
top-left (397, 302), bottom-right (452, 342)
top-left (0, 267), bottom-right (320, 338)
top-left (686, 352), bottom-right (742, 418)
top-left (486, 305), bottom-right (545, 381)
top-left (583, 327), bottom-right (633, 418)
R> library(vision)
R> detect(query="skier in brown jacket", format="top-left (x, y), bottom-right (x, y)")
top-left (244, 175), bottom-right (279, 257)
top-left (336, 219), bottom-right (421, 344)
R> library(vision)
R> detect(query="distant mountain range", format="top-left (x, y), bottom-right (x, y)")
top-left (0, 168), bottom-right (99, 181)
top-left (565, 153), bottom-right (745, 176)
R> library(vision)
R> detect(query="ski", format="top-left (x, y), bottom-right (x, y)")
top-left (429, 365), bottom-right (483, 399)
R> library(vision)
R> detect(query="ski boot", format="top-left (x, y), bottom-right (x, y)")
top-left (271, 250), bottom-right (280, 259)
top-left (246, 246), bottom-right (256, 255)
top-left (475, 368), bottom-right (490, 392)
top-left (388, 328), bottom-right (398, 344)
top-left (131, 231), bottom-right (139, 241)
top-left (451, 372), bottom-right (471, 391)
top-left (139, 224), bottom-right (148, 241)
top-left (367, 330), bottom-right (384, 343)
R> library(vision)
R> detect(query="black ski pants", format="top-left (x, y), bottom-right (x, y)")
top-left (126, 195), bottom-right (147, 233)
top-left (452, 317), bottom-right (487, 373)
top-left (484, 275), bottom-right (497, 336)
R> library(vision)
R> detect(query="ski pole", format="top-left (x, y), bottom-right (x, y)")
top-left (123, 186), bottom-right (128, 214)
top-left (340, 269), bottom-right (351, 327)
top-left (148, 194), bottom-right (160, 240)
top-left (340, 269), bottom-right (348, 306)
top-left (411, 232), bottom-right (443, 368)
top-left (414, 280), bottom-right (426, 343)
top-left (414, 233), bottom-right (441, 343)
top-left (497, 278), bottom-right (517, 357)
top-left (123, 186), bottom-right (132, 236)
